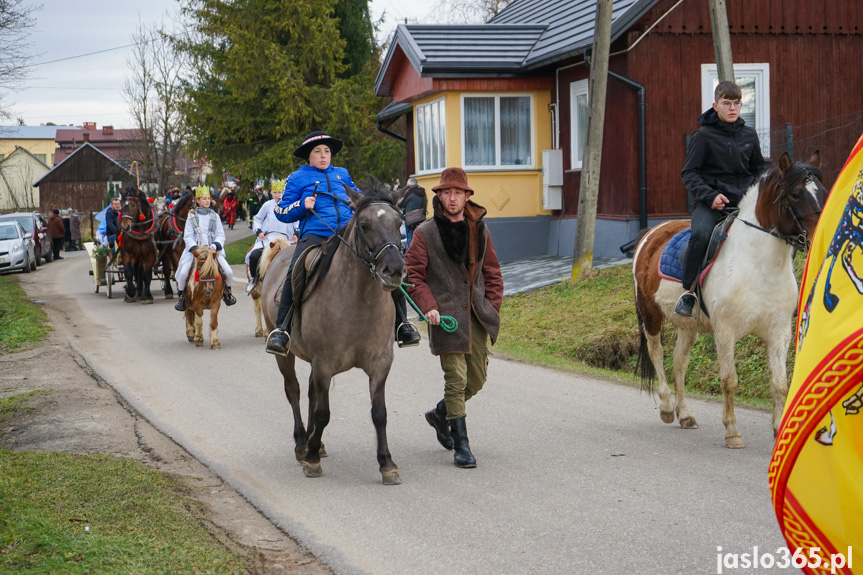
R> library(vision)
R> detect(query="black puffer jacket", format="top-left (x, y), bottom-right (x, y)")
top-left (681, 108), bottom-right (765, 207)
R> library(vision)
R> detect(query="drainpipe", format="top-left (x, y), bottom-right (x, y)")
top-left (585, 51), bottom-right (648, 231)
top-left (376, 120), bottom-right (406, 143)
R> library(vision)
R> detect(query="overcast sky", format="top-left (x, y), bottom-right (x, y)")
top-left (10, 0), bottom-right (435, 129)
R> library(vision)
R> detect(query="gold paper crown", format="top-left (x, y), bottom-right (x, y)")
top-left (271, 180), bottom-right (286, 193)
top-left (195, 186), bottom-right (210, 198)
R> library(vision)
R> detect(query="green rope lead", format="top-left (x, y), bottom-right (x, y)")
top-left (399, 283), bottom-right (458, 333)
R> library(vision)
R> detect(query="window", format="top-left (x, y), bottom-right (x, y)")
top-left (461, 94), bottom-right (533, 169)
top-left (569, 79), bottom-right (589, 170)
top-left (701, 63), bottom-right (770, 156)
top-left (35, 153), bottom-right (46, 164)
top-left (416, 98), bottom-right (446, 173)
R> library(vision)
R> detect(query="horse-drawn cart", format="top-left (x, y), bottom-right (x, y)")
top-left (84, 241), bottom-right (125, 298)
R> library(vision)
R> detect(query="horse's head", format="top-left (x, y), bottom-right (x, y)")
top-left (756, 151), bottom-right (827, 250)
top-left (120, 187), bottom-right (152, 231)
top-left (345, 180), bottom-right (406, 291)
top-left (191, 246), bottom-right (220, 297)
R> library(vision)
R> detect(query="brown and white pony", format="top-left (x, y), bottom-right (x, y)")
top-left (248, 237), bottom-right (294, 337)
top-left (184, 246), bottom-right (224, 349)
top-left (633, 152), bottom-right (828, 448)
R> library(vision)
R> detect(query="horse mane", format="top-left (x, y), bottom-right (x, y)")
top-left (259, 237), bottom-right (291, 281)
top-left (753, 155), bottom-right (824, 228)
top-left (316, 178), bottom-right (395, 283)
top-left (172, 192), bottom-right (193, 215)
top-left (199, 248), bottom-right (219, 279)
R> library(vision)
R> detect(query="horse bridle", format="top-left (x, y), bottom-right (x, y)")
top-left (724, 169), bottom-right (816, 253)
top-left (307, 190), bottom-right (403, 285)
top-left (121, 195), bottom-right (157, 240)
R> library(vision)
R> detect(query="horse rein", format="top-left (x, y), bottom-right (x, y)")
top-left (305, 192), bottom-right (403, 284)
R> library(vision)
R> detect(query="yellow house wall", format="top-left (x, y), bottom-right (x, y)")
top-left (0, 139), bottom-right (59, 168)
top-left (413, 91), bottom-right (552, 219)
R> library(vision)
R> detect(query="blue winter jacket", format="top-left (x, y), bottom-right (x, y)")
top-left (273, 165), bottom-right (360, 238)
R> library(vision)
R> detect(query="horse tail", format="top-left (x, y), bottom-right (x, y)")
top-left (634, 305), bottom-right (656, 395)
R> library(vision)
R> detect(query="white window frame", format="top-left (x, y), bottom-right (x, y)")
top-left (569, 79), bottom-right (589, 170)
top-left (460, 93), bottom-right (535, 170)
top-left (415, 97), bottom-right (446, 175)
top-left (701, 63), bottom-right (771, 157)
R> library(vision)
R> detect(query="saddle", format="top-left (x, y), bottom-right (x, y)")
top-left (658, 209), bottom-right (738, 287)
top-left (274, 243), bottom-right (325, 333)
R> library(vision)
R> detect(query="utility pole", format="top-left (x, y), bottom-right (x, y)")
top-left (572, 0), bottom-right (612, 281)
top-left (708, 0), bottom-right (734, 82)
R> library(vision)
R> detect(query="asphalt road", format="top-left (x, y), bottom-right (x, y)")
top-left (29, 244), bottom-right (793, 575)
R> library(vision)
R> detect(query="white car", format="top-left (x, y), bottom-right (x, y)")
top-left (0, 220), bottom-right (37, 274)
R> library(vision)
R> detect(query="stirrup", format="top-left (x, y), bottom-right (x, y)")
top-left (396, 321), bottom-right (421, 348)
top-left (245, 281), bottom-right (256, 294)
top-left (673, 290), bottom-right (698, 318)
top-left (265, 328), bottom-right (291, 357)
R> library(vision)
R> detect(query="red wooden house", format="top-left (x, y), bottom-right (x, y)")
top-left (375, 0), bottom-right (863, 261)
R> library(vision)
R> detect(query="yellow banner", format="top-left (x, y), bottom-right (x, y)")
top-left (769, 134), bottom-right (863, 574)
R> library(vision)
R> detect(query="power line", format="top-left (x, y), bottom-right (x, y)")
top-left (23, 39), bottom-right (153, 69)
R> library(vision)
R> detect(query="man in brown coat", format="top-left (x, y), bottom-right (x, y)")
top-left (405, 167), bottom-right (503, 468)
top-left (47, 209), bottom-right (66, 260)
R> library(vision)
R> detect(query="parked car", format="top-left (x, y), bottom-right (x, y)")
top-left (0, 211), bottom-right (52, 264)
top-left (0, 220), bottom-right (36, 274)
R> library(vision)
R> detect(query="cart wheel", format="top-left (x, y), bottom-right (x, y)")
top-left (106, 268), bottom-right (113, 299)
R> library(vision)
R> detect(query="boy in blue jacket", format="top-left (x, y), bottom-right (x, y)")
top-left (265, 131), bottom-right (420, 355)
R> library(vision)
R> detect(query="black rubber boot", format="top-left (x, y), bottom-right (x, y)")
top-left (449, 417), bottom-right (476, 468)
top-left (174, 290), bottom-right (185, 312)
top-left (222, 284), bottom-right (237, 306)
top-left (424, 400), bottom-right (454, 450)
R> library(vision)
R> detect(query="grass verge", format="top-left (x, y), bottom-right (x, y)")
top-left (0, 276), bottom-right (51, 353)
top-left (224, 236), bottom-right (256, 266)
top-left (0, 449), bottom-right (244, 573)
top-left (496, 260), bottom-right (804, 406)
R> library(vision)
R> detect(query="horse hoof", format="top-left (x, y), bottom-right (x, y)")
top-left (679, 416), bottom-right (699, 429)
top-left (255, 330), bottom-right (264, 337)
top-left (211, 342), bottom-right (221, 350)
top-left (320, 444), bottom-right (328, 458)
top-left (124, 296), bottom-right (137, 303)
top-left (195, 340), bottom-right (203, 347)
top-left (165, 294), bottom-right (174, 300)
top-left (726, 436), bottom-right (745, 449)
top-left (381, 469), bottom-right (401, 485)
top-left (302, 462), bottom-right (323, 478)
top-left (140, 299), bottom-right (153, 305)
top-left (660, 410), bottom-right (675, 424)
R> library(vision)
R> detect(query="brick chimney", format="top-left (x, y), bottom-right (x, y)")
top-left (83, 133), bottom-right (89, 143)
top-left (83, 121), bottom-right (96, 130)
top-left (102, 125), bottom-right (114, 136)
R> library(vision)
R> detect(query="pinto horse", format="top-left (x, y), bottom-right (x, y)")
top-left (261, 182), bottom-right (406, 484)
top-left (155, 191), bottom-right (193, 299)
top-left (633, 152), bottom-right (827, 448)
top-left (119, 188), bottom-right (158, 304)
top-left (184, 246), bottom-right (223, 349)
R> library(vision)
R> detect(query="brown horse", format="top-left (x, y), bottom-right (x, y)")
top-left (184, 246), bottom-right (224, 349)
top-left (248, 237), bottom-right (294, 337)
top-left (261, 182), bottom-right (406, 484)
top-left (119, 187), bottom-right (158, 304)
top-left (155, 191), bottom-right (193, 299)
top-left (633, 152), bottom-right (828, 448)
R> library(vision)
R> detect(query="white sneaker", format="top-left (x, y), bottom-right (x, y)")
top-left (245, 281), bottom-right (255, 294)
